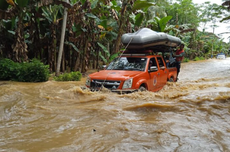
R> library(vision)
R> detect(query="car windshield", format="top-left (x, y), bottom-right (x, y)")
top-left (106, 57), bottom-right (147, 71)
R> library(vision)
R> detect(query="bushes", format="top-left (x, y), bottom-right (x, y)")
top-left (53, 72), bottom-right (82, 81)
top-left (194, 56), bottom-right (205, 61)
top-left (0, 58), bottom-right (20, 80)
top-left (199, 57), bottom-right (205, 60)
top-left (0, 58), bottom-right (50, 82)
top-left (183, 57), bottom-right (190, 62)
top-left (17, 59), bottom-right (50, 82)
top-left (0, 58), bottom-right (82, 82)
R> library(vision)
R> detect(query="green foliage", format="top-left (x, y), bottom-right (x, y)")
top-left (42, 5), bottom-right (62, 24)
top-left (53, 72), bottom-right (82, 81)
top-left (18, 59), bottom-right (50, 82)
top-left (90, 0), bottom-right (99, 9)
top-left (193, 56), bottom-right (205, 61)
top-left (183, 58), bottom-right (190, 62)
top-left (16, 0), bottom-right (29, 7)
top-left (65, 41), bottom-right (79, 52)
top-left (167, 0), bottom-right (199, 26)
top-left (0, 58), bottom-right (19, 80)
top-left (109, 53), bottom-right (119, 62)
top-left (97, 42), bottom-right (110, 57)
top-left (132, 0), bottom-right (155, 12)
top-left (194, 57), bottom-right (200, 61)
top-left (99, 52), bottom-right (107, 63)
top-left (97, 42), bottom-right (110, 63)
top-left (199, 56), bottom-right (205, 60)
top-left (0, 58), bottom-right (49, 82)
top-left (200, 3), bottom-right (223, 28)
top-left (130, 0), bottom-right (156, 28)
top-left (135, 13), bottom-right (144, 27)
top-left (0, 0), bottom-right (229, 73)
top-left (152, 16), bottom-right (172, 32)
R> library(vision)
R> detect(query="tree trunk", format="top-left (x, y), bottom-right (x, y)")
top-left (13, 13), bottom-right (28, 62)
top-left (81, 38), bottom-right (89, 73)
top-left (56, 0), bottom-right (68, 76)
top-left (74, 52), bottom-right (80, 71)
top-left (112, 0), bottom-right (130, 54)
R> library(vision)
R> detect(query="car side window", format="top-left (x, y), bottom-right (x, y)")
top-left (157, 57), bottom-right (165, 69)
top-left (149, 58), bottom-right (157, 70)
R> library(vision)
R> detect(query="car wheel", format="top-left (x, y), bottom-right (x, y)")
top-left (139, 85), bottom-right (147, 91)
top-left (168, 77), bottom-right (174, 82)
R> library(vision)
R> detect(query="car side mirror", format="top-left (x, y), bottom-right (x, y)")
top-left (160, 66), bottom-right (165, 70)
top-left (148, 66), bottom-right (158, 72)
top-left (102, 65), bottom-right (107, 69)
top-left (98, 65), bottom-right (107, 72)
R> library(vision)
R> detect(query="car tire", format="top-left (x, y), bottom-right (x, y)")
top-left (139, 85), bottom-right (147, 91)
top-left (168, 77), bottom-right (174, 82)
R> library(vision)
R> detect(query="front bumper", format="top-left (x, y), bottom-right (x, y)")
top-left (87, 79), bottom-right (137, 94)
top-left (86, 86), bottom-right (137, 94)
top-left (111, 89), bottom-right (137, 94)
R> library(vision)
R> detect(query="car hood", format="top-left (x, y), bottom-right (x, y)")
top-left (89, 70), bottom-right (143, 81)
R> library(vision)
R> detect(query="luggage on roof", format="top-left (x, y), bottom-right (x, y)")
top-left (121, 28), bottom-right (181, 50)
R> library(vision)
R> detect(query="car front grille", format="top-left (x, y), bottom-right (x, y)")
top-left (91, 79), bottom-right (121, 90)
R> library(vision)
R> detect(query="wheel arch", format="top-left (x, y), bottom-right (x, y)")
top-left (167, 72), bottom-right (177, 82)
top-left (135, 79), bottom-right (148, 90)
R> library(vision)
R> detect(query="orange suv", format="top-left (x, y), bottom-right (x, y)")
top-left (85, 53), bottom-right (177, 93)
top-left (85, 28), bottom-right (180, 93)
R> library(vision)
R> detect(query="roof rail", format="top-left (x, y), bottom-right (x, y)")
top-left (122, 54), bottom-right (149, 56)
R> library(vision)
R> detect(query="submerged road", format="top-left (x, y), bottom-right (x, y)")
top-left (0, 58), bottom-right (230, 152)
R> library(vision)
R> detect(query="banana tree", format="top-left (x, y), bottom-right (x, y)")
top-left (90, 0), bottom-right (119, 66)
top-left (221, 1), bottom-right (230, 22)
top-left (61, 0), bottom-right (98, 73)
top-left (2, 0), bottom-right (30, 62)
top-left (149, 16), bottom-right (172, 32)
top-left (42, 4), bottom-right (63, 72)
top-left (113, 0), bottom-right (155, 54)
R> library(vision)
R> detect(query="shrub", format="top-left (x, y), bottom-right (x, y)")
top-left (0, 58), bottom-right (49, 82)
top-left (199, 56), bottom-right (205, 60)
top-left (0, 58), bottom-right (20, 80)
top-left (17, 59), bottom-right (50, 82)
top-left (70, 71), bottom-right (82, 81)
top-left (194, 56), bottom-right (205, 61)
top-left (54, 71), bottom-right (82, 81)
top-left (194, 57), bottom-right (200, 61)
top-left (183, 58), bottom-right (190, 62)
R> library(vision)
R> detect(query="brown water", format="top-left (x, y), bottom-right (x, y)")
top-left (0, 58), bottom-right (230, 152)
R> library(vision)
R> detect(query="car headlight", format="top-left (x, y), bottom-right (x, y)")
top-left (122, 78), bottom-right (133, 89)
top-left (85, 77), bottom-right (91, 86)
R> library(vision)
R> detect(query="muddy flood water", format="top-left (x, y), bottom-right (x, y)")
top-left (0, 58), bottom-right (230, 152)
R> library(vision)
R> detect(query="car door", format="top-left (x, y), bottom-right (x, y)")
top-left (157, 56), bottom-right (168, 87)
top-left (147, 57), bottom-right (161, 91)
